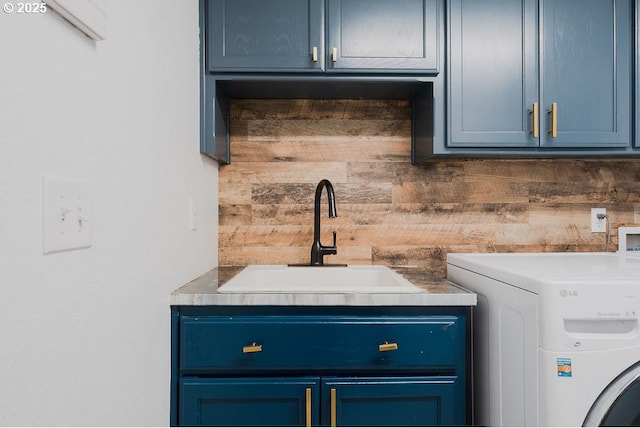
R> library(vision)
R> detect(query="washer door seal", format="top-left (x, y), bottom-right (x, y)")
top-left (584, 362), bottom-right (640, 426)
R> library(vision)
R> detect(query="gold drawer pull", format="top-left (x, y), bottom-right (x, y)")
top-left (306, 388), bottom-right (312, 427)
top-left (242, 342), bottom-right (262, 353)
top-left (330, 388), bottom-right (337, 427)
top-left (331, 47), bottom-right (338, 62)
top-left (379, 342), bottom-right (398, 352)
top-left (312, 46), bottom-right (318, 62)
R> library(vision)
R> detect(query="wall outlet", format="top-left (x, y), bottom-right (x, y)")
top-left (591, 208), bottom-right (607, 233)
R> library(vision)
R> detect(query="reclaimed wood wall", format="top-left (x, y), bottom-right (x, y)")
top-left (218, 99), bottom-right (640, 275)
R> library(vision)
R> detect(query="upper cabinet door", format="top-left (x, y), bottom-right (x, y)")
top-left (447, 0), bottom-right (538, 148)
top-left (206, 0), bottom-right (325, 73)
top-left (540, 0), bottom-right (631, 148)
top-left (326, 0), bottom-right (440, 73)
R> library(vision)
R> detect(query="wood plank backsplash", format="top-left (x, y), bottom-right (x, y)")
top-left (219, 99), bottom-right (640, 275)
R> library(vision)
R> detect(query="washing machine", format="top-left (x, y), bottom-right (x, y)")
top-left (447, 252), bottom-right (640, 427)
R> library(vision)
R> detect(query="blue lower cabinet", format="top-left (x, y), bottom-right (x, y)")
top-left (179, 376), bottom-right (461, 427)
top-left (171, 306), bottom-right (469, 426)
top-left (179, 377), bottom-right (321, 427)
top-left (322, 376), bottom-right (462, 427)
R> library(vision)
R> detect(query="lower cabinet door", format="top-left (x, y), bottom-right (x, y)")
top-left (321, 376), bottom-right (463, 427)
top-left (179, 377), bottom-right (320, 427)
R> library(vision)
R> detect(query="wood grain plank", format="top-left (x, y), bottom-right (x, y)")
top-left (245, 203), bottom-right (528, 226)
top-left (529, 182), bottom-right (640, 204)
top-left (220, 247), bottom-right (309, 266)
top-left (238, 119), bottom-right (411, 141)
top-left (393, 182), bottom-right (529, 204)
top-left (336, 224), bottom-right (496, 246)
top-left (219, 204), bottom-right (252, 226)
top-left (528, 203), bottom-right (635, 225)
top-left (348, 161), bottom-right (462, 184)
top-left (496, 224), bottom-right (605, 246)
top-left (462, 160), bottom-right (560, 183)
top-left (219, 162), bottom-right (348, 184)
top-left (219, 225), bottom-right (313, 248)
top-left (218, 178), bottom-right (252, 205)
top-left (230, 99), bottom-right (411, 120)
top-left (248, 183), bottom-right (393, 205)
top-left (230, 138), bottom-right (410, 163)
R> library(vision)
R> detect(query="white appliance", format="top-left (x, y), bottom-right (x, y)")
top-left (618, 226), bottom-right (640, 252)
top-left (447, 252), bottom-right (640, 427)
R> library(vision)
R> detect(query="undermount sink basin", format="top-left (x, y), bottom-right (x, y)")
top-left (217, 265), bottom-right (423, 294)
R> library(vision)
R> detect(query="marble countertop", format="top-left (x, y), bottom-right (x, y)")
top-left (170, 266), bottom-right (476, 306)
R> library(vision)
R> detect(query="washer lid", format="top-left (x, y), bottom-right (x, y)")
top-left (446, 252), bottom-right (640, 294)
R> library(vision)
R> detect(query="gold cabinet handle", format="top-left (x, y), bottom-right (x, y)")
top-left (330, 388), bottom-right (337, 427)
top-left (379, 341), bottom-right (398, 352)
top-left (530, 102), bottom-right (539, 138)
top-left (548, 102), bottom-right (558, 138)
top-left (312, 46), bottom-right (318, 62)
top-left (305, 388), bottom-right (312, 427)
top-left (242, 342), bottom-right (262, 353)
top-left (331, 47), bottom-right (338, 62)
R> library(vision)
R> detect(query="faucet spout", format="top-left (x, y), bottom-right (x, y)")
top-left (310, 179), bottom-right (337, 265)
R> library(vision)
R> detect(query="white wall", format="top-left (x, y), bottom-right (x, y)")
top-left (0, 1), bottom-right (218, 425)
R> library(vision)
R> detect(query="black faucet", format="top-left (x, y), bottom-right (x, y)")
top-left (310, 179), bottom-right (337, 265)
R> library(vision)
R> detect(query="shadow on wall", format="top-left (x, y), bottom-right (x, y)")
top-left (218, 99), bottom-right (640, 276)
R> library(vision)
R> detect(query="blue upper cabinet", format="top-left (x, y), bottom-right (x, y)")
top-left (447, 0), bottom-right (538, 148)
top-left (446, 0), bottom-right (632, 153)
top-left (326, 0), bottom-right (439, 73)
top-left (540, 0), bottom-right (630, 149)
top-left (207, 0), bottom-right (325, 73)
top-left (205, 0), bottom-right (440, 74)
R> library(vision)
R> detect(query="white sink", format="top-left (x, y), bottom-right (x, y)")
top-left (217, 265), bottom-right (423, 294)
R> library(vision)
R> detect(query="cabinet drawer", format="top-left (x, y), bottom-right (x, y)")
top-left (180, 315), bottom-right (463, 373)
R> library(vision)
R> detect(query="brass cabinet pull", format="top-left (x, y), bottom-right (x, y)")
top-left (305, 388), bottom-right (312, 427)
top-left (242, 342), bottom-right (262, 353)
top-left (331, 47), bottom-right (338, 62)
top-left (548, 102), bottom-right (558, 138)
top-left (379, 341), bottom-right (399, 352)
top-left (312, 46), bottom-right (318, 62)
top-left (330, 388), bottom-right (337, 427)
top-left (530, 102), bottom-right (539, 138)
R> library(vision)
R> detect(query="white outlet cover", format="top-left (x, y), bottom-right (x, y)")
top-left (591, 207), bottom-right (607, 233)
top-left (43, 176), bottom-right (93, 254)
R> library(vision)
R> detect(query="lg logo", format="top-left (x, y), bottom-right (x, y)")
top-left (560, 289), bottom-right (578, 297)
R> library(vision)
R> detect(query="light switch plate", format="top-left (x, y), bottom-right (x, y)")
top-left (43, 176), bottom-right (93, 254)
